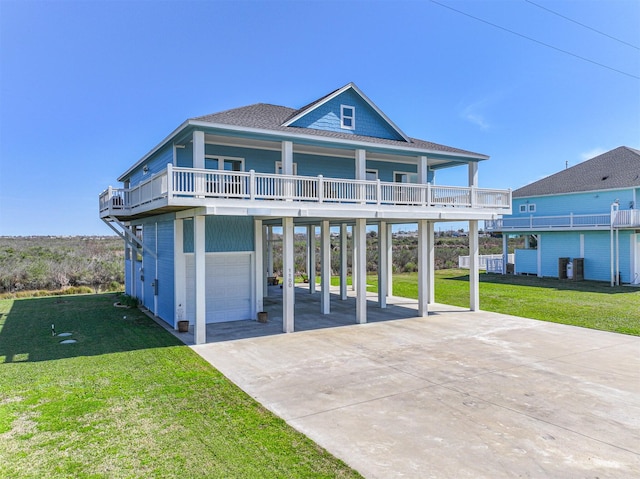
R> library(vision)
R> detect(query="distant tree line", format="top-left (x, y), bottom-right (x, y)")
top-left (0, 236), bottom-right (124, 294)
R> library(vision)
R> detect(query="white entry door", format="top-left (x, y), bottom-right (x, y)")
top-left (185, 252), bottom-right (253, 323)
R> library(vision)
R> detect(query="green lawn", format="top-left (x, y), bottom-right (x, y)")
top-left (368, 269), bottom-right (639, 336)
top-left (0, 294), bottom-right (362, 479)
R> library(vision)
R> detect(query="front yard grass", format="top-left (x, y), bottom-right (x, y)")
top-left (0, 293), bottom-right (362, 479)
top-left (368, 269), bottom-right (639, 336)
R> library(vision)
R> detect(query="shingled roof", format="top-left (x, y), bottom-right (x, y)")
top-left (192, 103), bottom-right (486, 158)
top-left (514, 146), bottom-right (640, 198)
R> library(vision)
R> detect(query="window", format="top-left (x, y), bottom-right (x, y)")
top-left (520, 203), bottom-right (536, 213)
top-left (275, 161), bottom-right (298, 175)
top-left (366, 169), bottom-right (378, 181)
top-left (394, 172), bottom-right (418, 183)
top-left (341, 105), bottom-right (355, 130)
top-left (204, 156), bottom-right (244, 171)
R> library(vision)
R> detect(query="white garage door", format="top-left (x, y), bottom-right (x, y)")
top-left (185, 253), bottom-right (252, 323)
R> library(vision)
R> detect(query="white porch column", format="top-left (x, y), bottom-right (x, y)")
top-left (340, 223), bottom-right (348, 300)
top-left (468, 161), bottom-right (478, 187)
top-left (502, 234), bottom-right (509, 275)
top-left (355, 149), bottom-right (366, 179)
top-left (386, 223), bottom-right (393, 297)
top-left (254, 219), bottom-right (264, 318)
top-left (378, 221), bottom-right (387, 308)
top-left (283, 217), bottom-right (295, 333)
top-left (267, 226), bottom-right (274, 277)
top-left (308, 225), bottom-right (316, 294)
top-left (418, 220), bottom-right (429, 317)
top-left (174, 219), bottom-right (186, 329)
top-left (321, 220), bottom-right (331, 314)
top-left (418, 156), bottom-right (428, 184)
top-left (427, 221), bottom-right (435, 304)
top-left (355, 218), bottom-right (367, 324)
top-left (351, 225), bottom-right (357, 291)
top-left (193, 130), bottom-right (205, 169)
top-left (194, 215), bottom-right (206, 344)
top-left (263, 225), bottom-right (269, 297)
top-left (282, 141), bottom-right (294, 174)
top-left (469, 220), bottom-right (480, 311)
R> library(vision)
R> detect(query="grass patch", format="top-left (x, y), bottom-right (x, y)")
top-left (0, 294), bottom-right (362, 478)
top-left (366, 269), bottom-right (639, 336)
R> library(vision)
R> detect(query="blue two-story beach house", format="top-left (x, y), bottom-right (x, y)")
top-left (99, 83), bottom-right (511, 343)
top-left (485, 146), bottom-right (640, 285)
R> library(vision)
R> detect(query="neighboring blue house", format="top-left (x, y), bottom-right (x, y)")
top-left (485, 146), bottom-right (640, 285)
top-left (99, 83), bottom-right (511, 343)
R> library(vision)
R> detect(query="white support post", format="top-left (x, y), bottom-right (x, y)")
top-left (378, 221), bottom-right (387, 308)
top-left (418, 220), bottom-right (428, 317)
top-left (263, 225), bottom-right (269, 297)
top-left (418, 156), bottom-right (428, 184)
top-left (502, 234), bottom-right (509, 275)
top-left (282, 217), bottom-right (295, 333)
top-left (340, 223), bottom-right (348, 300)
top-left (194, 215), bottom-right (206, 344)
top-left (427, 221), bottom-right (435, 304)
top-left (193, 130), bottom-right (205, 169)
top-left (254, 219), bottom-right (264, 318)
top-left (469, 220), bottom-right (480, 311)
top-left (282, 141), bottom-right (294, 202)
top-left (309, 225), bottom-right (316, 294)
top-left (356, 149), bottom-right (366, 204)
top-left (267, 226), bottom-right (274, 277)
top-left (174, 219), bottom-right (185, 329)
top-left (355, 218), bottom-right (367, 324)
top-left (351, 225), bottom-right (357, 291)
top-left (321, 220), bottom-right (330, 314)
top-left (387, 223), bottom-right (393, 297)
top-left (468, 161), bottom-right (478, 187)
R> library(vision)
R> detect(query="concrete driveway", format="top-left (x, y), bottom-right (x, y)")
top-left (191, 300), bottom-right (640, 478)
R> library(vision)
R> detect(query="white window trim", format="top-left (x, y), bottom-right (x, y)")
top-left (205, 155), bottom-right (245, 171)
top-left (275, 161), bottom-right (298, 175)
top-left (519, 204), bottom-right (527, 213)
top-left (340, 104), bottom-right (355, 130)
top-left (528, 204), bottom-right (536, 212)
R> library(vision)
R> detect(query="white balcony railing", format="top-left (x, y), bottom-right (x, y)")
top-left (485, 210), bottom-right (640, 231)
top-left (100, 165), bottom-right (512, 217)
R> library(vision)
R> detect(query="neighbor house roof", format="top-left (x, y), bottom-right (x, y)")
top-left (192, 103), bottom-right (484, 158)
top-left (514, 146), bottom-right (640, 198)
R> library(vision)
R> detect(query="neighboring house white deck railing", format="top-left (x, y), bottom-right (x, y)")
top-left (485, 210), bottom-right (640, 231)
top-left (458, 254), bottom-right (514, 271)
top-left (100, 165), bottom-right (512, 217)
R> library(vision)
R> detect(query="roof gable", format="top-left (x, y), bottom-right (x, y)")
top-left (282, 83), bottom-right (410, 142)
top-left (514, 146), bottom-right (640, 198)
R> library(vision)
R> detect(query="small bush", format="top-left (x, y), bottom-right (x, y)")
top-left (118, 294), bottom-right (139, 308)
top-left (107, 281), bottom-right (123, 292)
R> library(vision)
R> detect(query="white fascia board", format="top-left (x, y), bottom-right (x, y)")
top-left (187, 120), bottom-right (489, 162)
top-left (281, 82), bottom-right (412, 143)
top-left (117, 120), bottom-right (191, 182)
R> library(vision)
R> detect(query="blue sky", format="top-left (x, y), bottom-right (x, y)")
top-left (1, 0), bottom-right (638, 236)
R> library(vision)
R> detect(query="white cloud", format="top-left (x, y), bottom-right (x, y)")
top-left (580, 147), bottom-right (606, 162)
top-left (460, 96), bottom-right (495, 130)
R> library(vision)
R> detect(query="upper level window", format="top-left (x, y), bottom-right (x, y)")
top-left (519, 203), bottom-right (536, 213)
top-left (394, 172), bottom-right (418, 184)
top-left (341, 105), bottom-right (355, 130)
top-left (205, 155), bottom-right (244, 171)
top-left (366, 169), bottom-right (378, 181)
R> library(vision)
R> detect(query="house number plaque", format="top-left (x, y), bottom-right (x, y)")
top-left (287, 268), bottom-right (293, 288)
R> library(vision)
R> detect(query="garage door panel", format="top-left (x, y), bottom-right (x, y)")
top-left (185, 253), bottom-right (252, 323)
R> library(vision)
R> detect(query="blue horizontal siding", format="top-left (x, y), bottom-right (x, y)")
top-left (290, 89), bottom-right (404, 141)
top-left (515, 249), bottom-right (537, 274)
top-left (183, 216), bottom-right (254, 253)
top-left (128, 144), bottom-right (173, 186)
top-left (512, 189), bottom-right (635, 218)
top-left (539, 232), bottom-right (581, 277)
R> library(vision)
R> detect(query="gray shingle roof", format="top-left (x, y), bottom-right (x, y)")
top-left (514, 146), bottom-right (640, 197)
top-left (192, 103), bottom-right (486, 158)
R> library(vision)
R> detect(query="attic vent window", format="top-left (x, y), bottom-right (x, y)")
top-left (601, 175), bottom-right (609, 181)
top-left (340, 105), bottom-right (355, 130)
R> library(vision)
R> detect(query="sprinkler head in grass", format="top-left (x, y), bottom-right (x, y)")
top-left (51, 324), bottom-right (55, 336)
top-left (123, 315), bottom-right (127, 320)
